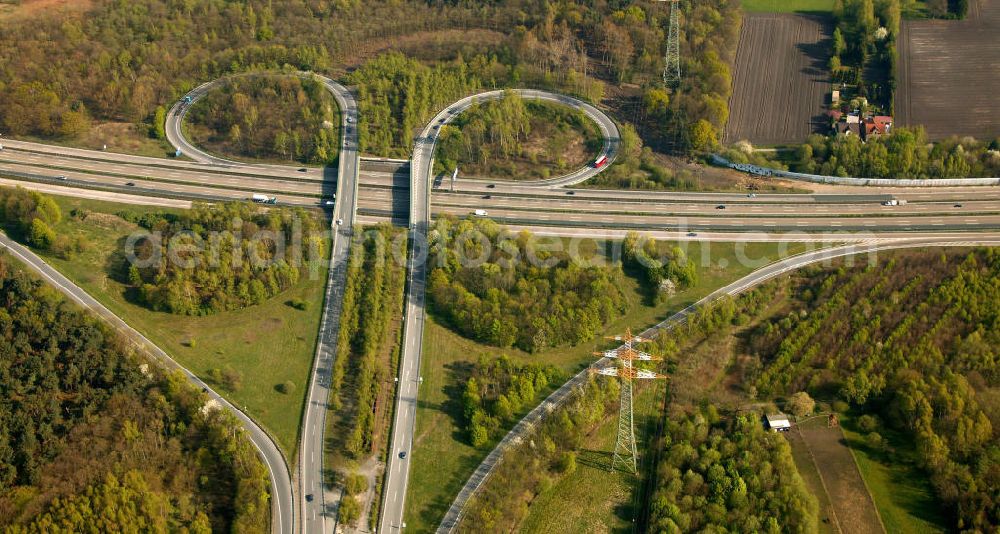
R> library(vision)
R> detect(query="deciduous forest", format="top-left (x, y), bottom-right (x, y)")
top-left (186, 75), bottom-right (340, 164)
top-left (427, 216), bottom-right (629, 352)
top-left (461, 355), bottom-right (560, 447)
top-left (795, 129), bottom-right (1000, 178)
top-left (648, 408), bottom-right (818, 533)
top-left (744, 249), bottom-right (1000, 531)
top-left (0, 257), bottom-right (269, 531)
top-left (0, 0), bottom-right (742, 159)
top-left (434, 90), bottom-right (602, 180)
top-left (125, 202), bottom-right (326, 315)
top-left (641, 248), bottom-right (1000, 532)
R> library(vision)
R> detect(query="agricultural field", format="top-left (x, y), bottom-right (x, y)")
top-left (789, 419), bottom-right (885, 534)
top-left (724, 14), bottom-right (832, 146)
top-left (897, 0), bottom-right (1000, 139)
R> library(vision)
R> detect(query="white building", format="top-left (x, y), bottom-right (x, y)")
top-left (766, 413), bottom-right (792, 432)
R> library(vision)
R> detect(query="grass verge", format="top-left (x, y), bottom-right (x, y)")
top-left (24, 193), bottom-right (325, 457)
top-left (841, 417), bottom-right (947, 533)
top-left (17, 121), bottom-right (179, 159)
top-left (404, 238), bottom-right (816, 531)
top-left (517, 382), bottom-right (661, 533)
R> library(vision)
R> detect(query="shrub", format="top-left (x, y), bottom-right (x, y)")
top-left (344, 473), bottom-right (368, 496)
top-left (338, 495), bottom-right (361, 526)
top-left (866, 432), bottom-right (884, 450)
top-left (222, 367), bottom-right (242, 391)
top-left (857, 414), bottom-right (880, 433)
top-left (28, 218), bottom-right (56, 249)
top-left (559, 452), bottom-right (577, 474)
top-left (277, 381), bottom-right (295, 395)
top-left (787, 391), bottom-right (816, 418)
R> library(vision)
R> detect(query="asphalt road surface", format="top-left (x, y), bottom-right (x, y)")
top-left (4, 81), bottom-right (1000, 534)
top-left (294, 78), bottom-right (360, 534)
top-left (0, 233), bottom-right (294, 534)
top-left (435, 234), bottom-right (1000, 532)
top-left (378, 88), bottom-right (622, 533)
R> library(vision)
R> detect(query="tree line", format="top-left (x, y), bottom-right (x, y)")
top-left (648, 407), bottom-right (818, 533)
top-left (186, 75), bottom-right (340, 164)
top-left (427, 216), bottom-right (629, 353)
top-left (0, 256), bottom-right (268, 531)
top-left (0, 0), bottom-right (498, 140)
top-left (742, 249), bottom-right (1000, 531)
top-left (830, 0), bottom-right (901, 113)
top-left (461, 355), bottom-right (560, 447)
top-left (326, 225), bottom-right (406, 529)
top-left (455, 376), bottom-right (621, 532)
top-left (794, 129), bottom-right (1000, 178)
top-left (125, 202), bottom-right (326, 315)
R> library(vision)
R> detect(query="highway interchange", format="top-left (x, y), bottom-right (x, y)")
top-left (1, 74), bottom-right (999, 534)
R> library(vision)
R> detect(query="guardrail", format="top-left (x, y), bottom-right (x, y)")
top-left (711, 154), bottom-right (1000, 187)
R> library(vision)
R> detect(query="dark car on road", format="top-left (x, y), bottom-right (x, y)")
top-left (716, 205), bottom-right (726, 209)
top-left (125, 182), bottom-right (135, 186)
top-left (399, 451), bottom-right (407, 459)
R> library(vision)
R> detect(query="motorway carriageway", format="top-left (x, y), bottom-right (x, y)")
top-left (7, 150), bottom-right (1000, 231)
top-left (8, 160), bottom-right (1000, 233)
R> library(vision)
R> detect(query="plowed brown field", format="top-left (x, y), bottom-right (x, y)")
top-left (897, 0), bottom-right (1000, 139)
top-left (724, 14), bottom-right (832, 145)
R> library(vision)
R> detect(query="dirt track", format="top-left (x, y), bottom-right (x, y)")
top-left (795, 425), bottom-right (885, 534)
top-left (897, 0), bottom-right (1000, 139)
top-left (725, 14), bottom-right (832, 146)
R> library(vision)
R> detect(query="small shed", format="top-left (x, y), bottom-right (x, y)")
top-left (766, 413), bottom-right (792, 432)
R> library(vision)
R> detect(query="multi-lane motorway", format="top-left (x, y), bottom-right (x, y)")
top-left (2, 79), bottom-right (1000, 534)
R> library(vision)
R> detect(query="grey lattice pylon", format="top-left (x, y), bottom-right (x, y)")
top-left (612, 361), bottom-right (638, 473)
top-left (664, 0), bottom-right (682, 86)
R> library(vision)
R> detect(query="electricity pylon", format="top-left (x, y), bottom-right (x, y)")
top-left (592, 328), bottom-right (666, 474)
top-left (662, 0), bottom-right (682, 87)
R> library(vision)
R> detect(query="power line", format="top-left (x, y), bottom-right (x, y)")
top-left (662, 0), bottom-right (682, 87)
top-left (592, 328), bottom-right (667, 473)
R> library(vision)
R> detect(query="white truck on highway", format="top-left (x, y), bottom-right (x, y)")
top-left (882, 199), bottom-right (907, 206)
top-left (473, 209), bottom-right (488, 217)
top-left (251, 193), bottom-right (277, 204)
